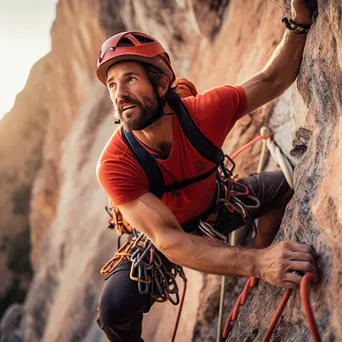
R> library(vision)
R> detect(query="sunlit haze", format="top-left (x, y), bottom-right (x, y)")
top-left (0, 0), bottom-right (58, 119)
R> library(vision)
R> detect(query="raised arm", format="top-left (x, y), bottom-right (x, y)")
top-left (118, 193), bottom-right (317, 289)
top-left (241, 0), bottom-right (317, 115)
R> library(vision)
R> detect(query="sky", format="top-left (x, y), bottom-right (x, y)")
top-left (0, 0), bottom-right (58, 119)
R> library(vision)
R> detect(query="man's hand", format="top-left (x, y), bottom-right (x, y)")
top-left (291, 0), bottom-right (318, 25)
top-left (240, 0), bottom-right (318, 115)
top-left (257, 241), bottom-right (318, 289)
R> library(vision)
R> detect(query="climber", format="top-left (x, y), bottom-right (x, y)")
top-left (95, 0), bottom-right (318, 341)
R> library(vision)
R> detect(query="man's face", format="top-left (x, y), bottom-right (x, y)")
top-left (106, 61), bottom-right (160, 131)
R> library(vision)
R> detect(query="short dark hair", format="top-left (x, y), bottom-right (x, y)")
top-left (140, 62), bottom-right (180, 101)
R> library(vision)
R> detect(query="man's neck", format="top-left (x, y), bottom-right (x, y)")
top-left (133, 103), bottom-right (173, 157)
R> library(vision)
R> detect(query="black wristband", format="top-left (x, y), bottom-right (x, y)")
top-left (282, 17), bottom-right (311, 34)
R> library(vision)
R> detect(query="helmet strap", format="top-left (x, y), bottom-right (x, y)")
top-left (139, 95), bottom-right (166, 130)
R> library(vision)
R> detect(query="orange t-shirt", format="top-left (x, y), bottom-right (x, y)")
top-left (97, 85), bottom-right (247, 224)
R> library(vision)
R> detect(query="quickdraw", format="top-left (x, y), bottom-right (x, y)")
top-left (195, 154), bottom-right (260, 244)
top-left (101, 227), bottom-right (187, 305)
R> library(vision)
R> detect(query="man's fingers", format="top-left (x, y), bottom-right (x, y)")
top-left (284, 241), bottom-right (317, 257)
top-left (261, 241), bottom-right (319, 290)
top-left (282, 271), bottom-right (307, 289)
top-left (279, 272), bottom-right (303, 289)
top-left (282, 282), bottom-right (299, 290)
top-left (288, 251), bottom-right (316, 263)
top-left (287, 260), bottom-right (317, 274)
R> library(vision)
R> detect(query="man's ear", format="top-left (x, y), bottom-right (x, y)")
top-left (157, 75), bottom-right (170, 97)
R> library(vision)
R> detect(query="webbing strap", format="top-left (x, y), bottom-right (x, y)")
top-left (165, 165), bottom-right (217, 194)
top-left (121, 98), bottom-right (224, 199)
top-left (122, 128), bottom-right (165, 199)
top-left (168, 98), bottom-right (225, 165)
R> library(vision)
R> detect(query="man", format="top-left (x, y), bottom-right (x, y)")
top-left (96, 1), bottom-right (318, 341)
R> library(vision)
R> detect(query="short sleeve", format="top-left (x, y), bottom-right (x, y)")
top-left (96, 133), bottom-right (150, 206)
top-left (181, 85), bottom-right (247, 148)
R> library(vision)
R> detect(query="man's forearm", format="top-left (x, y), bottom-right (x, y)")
top-left (160, 231), bottom-right (261, 278)
top-left (263, 29), bottom-right (308, 92)
top-left (159, 229), bottom-right (318, 290)
top-left (240, 12), bottom-right (315, 114)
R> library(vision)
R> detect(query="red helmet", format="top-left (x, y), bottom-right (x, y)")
top-left (96, 31), bottom-right (176, 86)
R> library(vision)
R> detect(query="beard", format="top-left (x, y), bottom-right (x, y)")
top-left (114, 91), bottom-right (162, 131)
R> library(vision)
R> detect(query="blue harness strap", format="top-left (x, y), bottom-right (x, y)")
top-left (169, 98), bottom-right (225, 166)
top-left (121, 98), bottom-right (224, 198)
top-left (122, 129), bottom-right (165, 199)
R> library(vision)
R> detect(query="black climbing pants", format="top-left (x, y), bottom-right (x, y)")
top-left (96, 171), bottom-right (290, 342)
top-left (97, 261), bottom-right (154, 342)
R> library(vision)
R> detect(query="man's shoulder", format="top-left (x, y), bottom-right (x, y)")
top-left (181, 85), bottom-right (245, 117)
top-left (97, 126), bottom-right (132, 168)
top-left (182, 84), bottom-right (244, 104)
top-left (179, 85), bottom-right (247, 147)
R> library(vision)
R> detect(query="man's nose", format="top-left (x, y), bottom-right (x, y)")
top-left (115, 83), bottom-right (129, 102)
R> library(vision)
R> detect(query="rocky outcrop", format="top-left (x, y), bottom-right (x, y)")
top-left (0, 0), bottom-right (341, 341)
top-left (29, 0), bottom-right (106, 269)
top-left (226, 2), bottom-right (342, 340)
top-left (0, 56), bottom-right (50, 320)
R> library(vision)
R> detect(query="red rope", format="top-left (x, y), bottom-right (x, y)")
top-left (171, 280), bottom-right (187, 342)
top-left (262, 289), bottom-right (292, 342)
top-left (231, 135), bottom-right (266, 159)
top-left (300, 273), bottom-right (321, 342)
top-left (222, 273), bottom-right (321, 341)
top-left (222, 277), bottom-right (259, 339)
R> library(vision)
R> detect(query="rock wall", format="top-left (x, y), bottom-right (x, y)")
top-left (226, 2), bottom-right (342, 341)
top-left (0, 0), bottom-right (341, 341)
top-left (0, 56), bottom-right (50, 319)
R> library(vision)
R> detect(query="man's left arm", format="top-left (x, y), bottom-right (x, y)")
top-left (241, 0), bottom-right (317, 115)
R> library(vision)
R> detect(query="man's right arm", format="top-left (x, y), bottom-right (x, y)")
top-left (118, 192), bottom-right (317, 289)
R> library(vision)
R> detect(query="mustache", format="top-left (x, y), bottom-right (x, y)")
top-left (117, 97), bottom-right (141, 109)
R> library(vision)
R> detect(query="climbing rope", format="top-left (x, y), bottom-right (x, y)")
top-left (222, 277), bottom-right (259, 338)
top-left (261, 127), bottom-right (294, 190)
top-left (222, 273), bottom-right (320, 341)
top-left (300, 272), bottom-right (321, 342)
top-left (171, 267), bottom-right (188, 342)
top-left (262, 287), bottom-right (292, 342)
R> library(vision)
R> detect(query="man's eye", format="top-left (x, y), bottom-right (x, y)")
top-left (128, 77), bottom-right (135, 82)
top-left (108, 83), bottom-right (116, 90)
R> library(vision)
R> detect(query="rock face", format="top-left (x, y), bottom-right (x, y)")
top-left (225, 2), bottom-right (342, 341)
top-left (0, 0), bottom-right (341, 341)
top-left (0, 56), bottom-right (50, 320)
